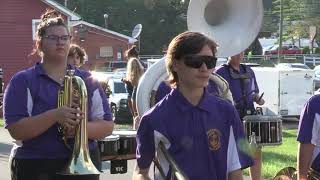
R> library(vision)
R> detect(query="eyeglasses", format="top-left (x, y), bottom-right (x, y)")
top-left (183, 55), bottom-right (217, 69)
top-left (43, 35), bottom-right (71, 43)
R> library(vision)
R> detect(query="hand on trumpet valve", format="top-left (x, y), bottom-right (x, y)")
top-left (55, 105), bottom-right (83, 134)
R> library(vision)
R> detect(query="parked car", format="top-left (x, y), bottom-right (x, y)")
top-left (275, 63), bottom-right (310, 69)
top-left (265, 44), bottom-right (302, 55)
top-left (105, 61), bottom-right (127, 72)
top-left (107, 78), bottom-right (132, 123)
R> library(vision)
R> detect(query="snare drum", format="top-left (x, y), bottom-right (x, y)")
top-left (113, 130), bottom-right (137, 156)
top-left (98, 134), bottom-right (120, 157)
top-left (243, 115), bottom-right (282, 146)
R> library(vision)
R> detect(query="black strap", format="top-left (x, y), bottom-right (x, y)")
top-left (224, 64), bottom-right (251, 115)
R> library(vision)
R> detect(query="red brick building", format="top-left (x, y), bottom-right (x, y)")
top-left (71, 21), bottom-right (136, 71)
top-left (0, 0), bottom-right (136, 87)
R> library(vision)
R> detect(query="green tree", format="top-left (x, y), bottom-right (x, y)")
top-left (67, 0), bottom-right (188, 54)
top-left (272, 0), bottom-right (320, 46)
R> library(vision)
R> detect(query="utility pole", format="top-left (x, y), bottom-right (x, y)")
top-left (104, 14), bottom-right (109, 29)
top-left (278, 0), bottom-right (284, 62)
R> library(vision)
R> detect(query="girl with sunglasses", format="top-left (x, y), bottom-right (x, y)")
top-left (133, 31), bottom-right (253, 180)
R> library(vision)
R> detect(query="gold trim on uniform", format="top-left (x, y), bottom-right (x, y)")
top-left (207, 129), bottom-right (221, 151)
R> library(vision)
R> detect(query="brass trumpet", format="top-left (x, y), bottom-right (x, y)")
top-left (273, 167), bottom-right (320, 180)
top-left (57, 69), bottom-right (100, 175)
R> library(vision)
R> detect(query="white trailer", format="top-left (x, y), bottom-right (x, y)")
top-left (252, 67), bottom-right (314, 117)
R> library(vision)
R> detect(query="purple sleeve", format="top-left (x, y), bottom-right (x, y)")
top-left (85, 74), bottom-right (112, 121)
top-left (297, 96), bottom-right (318, 143)
top-left (136, 115), bottom-right (155, 169)
top-left (229, 106), bottom-right (254, 169)
top-left (3, 73), bottom-right (29, 128)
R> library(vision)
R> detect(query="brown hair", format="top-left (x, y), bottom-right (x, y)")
top-left (166, 31), bottom-right (218, 87)
top-left (31, 9), bottom-right (69, 57)
top-left (68, 44), bottom-right (87, 64)
top-left (126, 45), bottom-right (139, 59)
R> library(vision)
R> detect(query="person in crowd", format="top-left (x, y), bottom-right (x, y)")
top-left (215, 52), bottom-right (265, 180)
top-left (122, 57), bottom-right (144, 128)
top-left (3, 9), bottom-right (114, 180)
top-left (67, 43), bottom-right (87, 68)
top-left (121, 45), bottom-right (144, 128)
top-left (132, 31), bottom-right (253, 180)
top-left (297, 94), bottom-right (320, 179)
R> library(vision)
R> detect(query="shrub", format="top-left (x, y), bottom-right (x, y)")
top-left (302, 46), bottom-right (310, 54)
top-left (315, 47), bottom-right (320, 54)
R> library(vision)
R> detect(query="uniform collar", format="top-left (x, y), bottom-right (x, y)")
top-left (170, 88), bottom-right (213, 112)
top-left (35, 62), bottom-right (76, 77)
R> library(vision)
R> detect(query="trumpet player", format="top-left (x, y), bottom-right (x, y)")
top-left (133, 32), bottom-right (253, 180)
top-left (3, 9), bottom-right (113, 180)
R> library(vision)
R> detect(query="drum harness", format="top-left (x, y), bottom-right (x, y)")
top-left (224, 63), bottom-right (257, 118)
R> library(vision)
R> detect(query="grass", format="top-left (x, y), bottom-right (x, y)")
top-left (0, 118), bottom-right (3, 127)
top-left (262, 129), bottom-right (298, 179)
top-left (244, 129), bottom-right (298, 179)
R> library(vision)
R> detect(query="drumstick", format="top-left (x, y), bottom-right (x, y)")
top-left (257, 92), bottom-right (264, 102)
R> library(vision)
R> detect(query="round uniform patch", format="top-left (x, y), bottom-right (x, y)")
top-left (207, 129), bottom-right (221, 151)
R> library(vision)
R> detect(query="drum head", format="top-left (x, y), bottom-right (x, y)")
top-left (113, 130), bottom-right (137, 137)
top-left (243, 115), bottom-right (282, 122)
top-left (102, 134), bottom-right (120, 141)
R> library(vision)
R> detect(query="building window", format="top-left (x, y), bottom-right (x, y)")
top-left (100, 46), bottom-right (113, 57)
top-left (32, 19), bottom-right (41, 40)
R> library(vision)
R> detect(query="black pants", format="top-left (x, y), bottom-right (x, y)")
top-left (11, 148), bottom-right (101, 180)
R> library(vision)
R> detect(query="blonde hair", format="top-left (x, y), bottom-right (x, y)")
top-left (126, 58), bottom-right (144, 87)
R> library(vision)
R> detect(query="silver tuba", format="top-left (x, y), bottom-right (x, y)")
top-left (57, 70), bottom-right (100, 175)
top-left (136, 0), bottom-right (264, 179)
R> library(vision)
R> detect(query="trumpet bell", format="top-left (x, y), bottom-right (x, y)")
top-left (273, 167), bottom-right (297, 180)
top-left (187, 0), bottom-right (263, 57)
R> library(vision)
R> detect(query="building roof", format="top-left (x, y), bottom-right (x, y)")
top-left (41, 0), bottom-right (81, 21)
top-left (72, 21), bottom-right (137, 44)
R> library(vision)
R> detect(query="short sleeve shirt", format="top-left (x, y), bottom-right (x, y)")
top-left (136, 88), bottom-right (253, 180)
top-left (297, 94), bottom-right (320, 170)
top-left (215, 64), bottom-right (259, 111)
top-left (3, 63), bottom-right (112, 159)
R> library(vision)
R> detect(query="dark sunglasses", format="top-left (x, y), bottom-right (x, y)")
top-left (183, 55), bottom-right (217, 69)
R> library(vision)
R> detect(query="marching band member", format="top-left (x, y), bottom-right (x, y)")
top-left (215, 52), bottom-right (265, 180)
top-left (297, 94), bottom-right (320, 180)
top-left (133, 31), bottom-right (253, 180)
top-left (3, 9), bottom-right (113, 180)
top-left (67, 43), bottom-right (87, 68)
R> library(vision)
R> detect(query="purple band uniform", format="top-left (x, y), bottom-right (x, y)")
top-left (297, 94), bottom-right (320, 171)
top-left (137, 88), bottom-right (253, 180)
top-left (215, 64), bottom-right (259, 112)
top-left (3, 63), bottom-right (112, 159)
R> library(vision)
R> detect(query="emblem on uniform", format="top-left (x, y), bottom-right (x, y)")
top-left (207, 129), bottom-right (221, 151)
